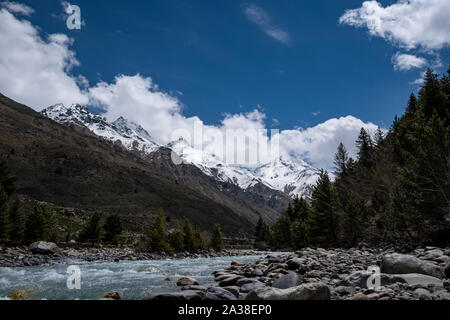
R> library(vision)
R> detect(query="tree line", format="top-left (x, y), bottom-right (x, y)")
top-left (256, 68), bottom-right (449, 249)
top-left (147, 209), bottom-right (224, 253)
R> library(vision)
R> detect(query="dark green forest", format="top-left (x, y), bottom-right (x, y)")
top-left (256, 68), bottom-right (449, 249)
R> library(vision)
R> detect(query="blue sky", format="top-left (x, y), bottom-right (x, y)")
top-left (1, 0), bottom-right (449, 169)
top-left (8, 0), bottom-right (449, 128)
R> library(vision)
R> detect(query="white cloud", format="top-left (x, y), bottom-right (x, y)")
top-left (0, 8), bottom-right (88, 109)
top-left (277, 116), bottom-right (379, 170)
top-left (339, 0), bottom-right (450, 51)
top-left (0, 9), bottom-right (382, 171)
top-left (243, 3), bottom-right (291, 45)
top-left (392, 53), bottom-right (428, 71)
top-left (1, 1), bottom-right (34, 16)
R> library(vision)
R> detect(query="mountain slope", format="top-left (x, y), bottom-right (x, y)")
top-left (0, 94), bottom-right (255, 236)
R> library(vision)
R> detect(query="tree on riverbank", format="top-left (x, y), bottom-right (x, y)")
top-left (210, 224), bottom-right (224, 252)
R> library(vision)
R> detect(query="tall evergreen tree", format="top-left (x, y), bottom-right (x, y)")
top-left (79, 212), bottom-right (103, 245)
top-left (309, 171), bottom-right (340, 247)
top-left (103, 214), bottom-right (123, 245)
top-left (210, 224), bottom-right (224, 252)
top-left (334, 143), bottom-right (349, 176)
top-left (356, 128), bottom-right (373, 168)
top-left (169, 221), bottom-right (185, 252)
top-left (148, 209), bottom-right (172, 252)
top-left (183, 219), bottom-right (196, 252)
top-left (0, 185), bottom-right (10, 244)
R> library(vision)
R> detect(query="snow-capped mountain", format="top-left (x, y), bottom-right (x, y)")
top-left (41, 104), bottom-right (160, 154)
top-left (41, 104), bottom-right (320, 198)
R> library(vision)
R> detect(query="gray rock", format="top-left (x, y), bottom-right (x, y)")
top-left (245, 282), bottom-right (330, 300)
top-left (414, 288), bottom-right (432, 300)
top-left (390, 273), bottom-right (444, 286)
top-left (180, 285), bottom-right (207, 292)
top-left (240, 281), bottom-right (265, 293)
top-left (203, 287), bottom-right (237, 300)
top-left (272, 272), bottom-right (302, 289)
top-left (176, 276), bottom-right (199, 286)
top-left (445, 262), bottom-right (450, 279)
top-left (223, 286), bottom-right (240, 298)
top-left (381, 253), bottom-right (445, 279)
top-left (219, 275), bottom-right (243, 287)
top-left (236, 278), bottom-right (259, 286)
top-left (286, 258), bottom-right (306, 270)
top-left (444, 249), bottom-right (450, 257)
top-left (29, 242), bottom-right (58, 255)
top-left (144, 290), bottom-right (203, 300)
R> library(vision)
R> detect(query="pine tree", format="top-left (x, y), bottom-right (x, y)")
top-left (148, 209), bottom-right (172, 252)
top-left (79, 212), bottom-right (103, 245)
top-left (356, 128), bottom-right (373, 168)
top-left (169, 221), bottom-right (185, 252)
top-left (103, 214), bottom-right (123, 245)
top-left (0, 161), bottom-right (16, 197)
top-left (309, 171), bottom-right (340, 247)
top-left (25, 205), bottom-right (48, 243)
top-left (194, 230), bottom-right (206, 251)
top-left (8, 197), bottom-right (25, 245)
top-left (334, 143), bottom-right (349, 176)
top-left (254, 217), bottom-right (271, 244)
top-left (210, 224), bottom-right (224, 252)
top-left (271, 214), bottom-right (291, 248)
top-left (183, 219), bottom-right (196, 252)
top-left (374, 127), bottom-right (385, 148)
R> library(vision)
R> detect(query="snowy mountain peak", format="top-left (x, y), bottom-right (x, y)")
top-left (41, 104), bottom-right (160, 154)
top-left (41, 104), bottom-right (320, 199)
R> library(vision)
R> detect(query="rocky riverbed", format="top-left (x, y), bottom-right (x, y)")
top-left (0, 242), bottom-right (259, 268)
top-left (146, 246), bottom-right (450, 300)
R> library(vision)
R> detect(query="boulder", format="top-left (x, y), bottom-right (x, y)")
top-left (245, 282), bottom-right (330, 300)
top-left (177, 276), bottom-right (199, 286)
top-left (144, 290), bottom-right (203, 300)
top-left (272, 273), bottom-right (302, 289)
top-left (381, 253), bottom-right (445, 279)
top-left (231, 260), bottom-right (243, 266)
top-left (341, 270), bottom-right (443, 288)
top-left (223, 286), bottom-right (240, 298)
top-left (181, 285), bottom-right (207, 292)
top-left (219, 275), bottom-right (243, 287)
top-left (103, 291), bottom-right (121, 300)
top-left (7, 289), bottom-right (34, 300)
top-left (203, 287), bottom-right (237, 300)
top-left (286, 258), bottom-right (306, 270)
top-left (29, 242), bottom-right (58, 255)
top-left (390, 273), bottom-right (443, 286)
top-left (414, 288), bottom-right (432, 300)
top-left (445, 262), bottom-right (450, 279)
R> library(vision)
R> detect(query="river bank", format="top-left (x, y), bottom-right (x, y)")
top-left (147, 246), bottom-right (450, 300)
top-left (0, 244), bottom-right (261, 268)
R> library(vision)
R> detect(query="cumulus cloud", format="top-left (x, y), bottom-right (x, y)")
top-left (0, 6), bottom-right (381, 171)
top-left (392, 53), bottom-right (428, 71)
top-left (1, 1), bottom-right (34, 16)
top-left (277, 116), bottom-right (379, 170)
top-left (0, 7), bottom-right (88, 109)
top-left (243, 3), bottom-right (291, 45)
top-left (339, 0), bottom-right (450, 51)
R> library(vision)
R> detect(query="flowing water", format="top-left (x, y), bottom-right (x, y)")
top-left (0, 252), bottom-right (271, 300)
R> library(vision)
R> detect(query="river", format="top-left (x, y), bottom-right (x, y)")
top-left (0, 252), bottom-right (272, 300)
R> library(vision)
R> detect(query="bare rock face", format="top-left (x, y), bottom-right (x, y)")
top-left (29, 242), bottom-right (59, 255)
top-left (245, 283), bottom-right (330, 300)
top-left (381, 253), bottom-right (445, 279)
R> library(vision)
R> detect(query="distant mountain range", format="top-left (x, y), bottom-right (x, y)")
top-left (41, 103), bottom-right (320, 199)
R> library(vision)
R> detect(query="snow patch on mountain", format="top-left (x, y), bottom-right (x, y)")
top-left (42, 104), bottom-right (320, 198)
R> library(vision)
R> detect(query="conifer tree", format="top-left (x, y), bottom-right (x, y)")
top-left (309, 171), bottom-right (340, 247)
top-left (194, 229), bottom-right (206, 251)
top-left (148, 209), bottom-right (172, 252)
top-left (183, 219), bottom-right (196, 252)
top-left (210, 223), bottom-right (224, 251)
top-left (334, 143), bottom-right (349, 176)
top-left (356, 128), bottom-right (373, 168)
top-left (169, 221), bottom-right (185, 252)
top-left (0, 185), bottom-right (10, 244)
top-left (103, 213), bottom-right (123, 245)
top-left (79, 212), bottom-right (103, 245)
